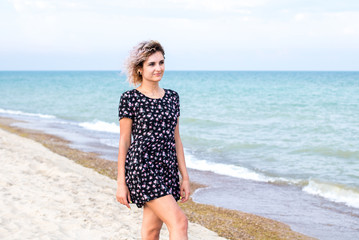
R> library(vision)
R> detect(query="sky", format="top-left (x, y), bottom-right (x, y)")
top-left (1, 0), bottom-right (359, 71)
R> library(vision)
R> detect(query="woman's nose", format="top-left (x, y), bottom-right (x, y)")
top-left (155, 64), bottom-right (162, 71)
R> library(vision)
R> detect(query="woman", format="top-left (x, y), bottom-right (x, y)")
top-left (116, 40), bottom-right (190, 240)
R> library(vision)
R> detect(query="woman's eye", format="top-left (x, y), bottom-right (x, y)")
top-left (149, 63), bottom-right (155, 66)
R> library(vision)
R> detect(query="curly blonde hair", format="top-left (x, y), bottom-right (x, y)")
top-left (124, 40), bottom-right (165, 86)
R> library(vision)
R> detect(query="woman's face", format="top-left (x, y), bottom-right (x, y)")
top-left (140, 51), bottom-right (165, 83)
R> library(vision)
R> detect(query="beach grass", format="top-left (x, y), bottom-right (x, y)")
top-left (0, 116), bottom-right (316, 240)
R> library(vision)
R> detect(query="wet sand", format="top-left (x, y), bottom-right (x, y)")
top-left (0, 117), bottom-right (315, 240)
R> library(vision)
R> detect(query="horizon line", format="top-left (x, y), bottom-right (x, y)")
top-left (1, 70), bottom-right (359, 72)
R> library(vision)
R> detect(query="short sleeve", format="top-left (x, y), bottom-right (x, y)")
top-left (175, 91), bottom-right (180, 117)
top-left (118, 92), bottom-right (134, 121)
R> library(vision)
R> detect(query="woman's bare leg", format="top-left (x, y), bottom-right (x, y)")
top-left (145, 195), bottom-right (188, 240)
top-left (142, 204), bottom-right (163, 240)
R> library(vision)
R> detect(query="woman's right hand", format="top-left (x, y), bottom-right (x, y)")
top-left (116, 183), bottom-right (132, 209)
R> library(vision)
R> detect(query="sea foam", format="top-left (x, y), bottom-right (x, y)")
top-left (303, 179), bottom-right (359, 209)
top-left (0, 108), bottom-right (56, 119)
top-left (79, 120), bottom-right (119, 133)
top-left (185, 150), bottom-right (359, 209)
top-left (184, 151), bottom-right (271, 182)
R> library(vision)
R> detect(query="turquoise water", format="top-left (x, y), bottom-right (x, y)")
top-left (1, 71), bottom-right (359, 238)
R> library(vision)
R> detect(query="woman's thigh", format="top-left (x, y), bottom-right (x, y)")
top-left (144, 195), bottom-right (186, 228)
top-left (142, 204), bottom-right (163, 230)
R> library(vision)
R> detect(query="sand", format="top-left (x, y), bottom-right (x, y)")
top-left (0, 128), bottom-right (226, 240)
top-left (0, 117), bottom-right (316, 240)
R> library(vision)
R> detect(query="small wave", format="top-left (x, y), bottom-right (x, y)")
top-left (79, 120), bottom-right (119, 133)
top-left (0, 108), bottom-right (56, 119)
top-left (184, 151), bottom-right (359, 209)
top-left (184, 152), bottom-right (270, 182)
top-left (184, 151), bottom-right (307, 185)
top-left (303, 179), bottom-right (359, 209)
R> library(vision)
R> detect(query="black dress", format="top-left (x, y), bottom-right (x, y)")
top-left (118, 88), bottom-right (181, 208)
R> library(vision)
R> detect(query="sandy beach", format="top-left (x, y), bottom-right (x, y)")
top-left (0, 117), bottom-right (315, 240)
top-left (0, 128), bottom-right (225, 239)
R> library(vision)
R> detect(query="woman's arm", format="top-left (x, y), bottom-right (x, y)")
top-left (116, 117), bottom-right (133, 209)
top-left (174, 118), bottom-right (191, 202)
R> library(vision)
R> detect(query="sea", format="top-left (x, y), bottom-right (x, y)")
top-left (0, 71), bottom-right (358, 239)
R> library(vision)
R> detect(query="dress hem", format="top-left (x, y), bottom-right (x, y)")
top-left (134, 193), bottom-right (180, 208)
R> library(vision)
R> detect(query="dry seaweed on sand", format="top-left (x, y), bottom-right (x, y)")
top-left (0, 117), bottom-right (316, 240)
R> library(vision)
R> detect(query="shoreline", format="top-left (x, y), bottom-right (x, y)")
top-left (0, 116), bottom-right (315, 240)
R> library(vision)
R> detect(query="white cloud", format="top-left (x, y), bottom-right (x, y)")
top-left (9, 0), bottom-right (79, 12)
top-left (294, 13), bottom-right (307, 21)
top-left (2, 0), bottom-right (359, 70)
top-left (8, 0), bottom-right (260, 15)
top-left (169, 0), bottom-right (264, 12)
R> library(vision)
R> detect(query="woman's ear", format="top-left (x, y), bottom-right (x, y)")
top-left (137, 68), bottom-right (142, 75)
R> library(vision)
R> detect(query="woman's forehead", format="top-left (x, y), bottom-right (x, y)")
top-left (146, 52), bottom-right (164, 62)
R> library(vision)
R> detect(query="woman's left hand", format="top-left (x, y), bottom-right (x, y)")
top-left (180, 179), bottom-right (191, 203)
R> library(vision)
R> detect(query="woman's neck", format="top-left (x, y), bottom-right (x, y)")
top-left (137, 82), bottom-right (161, 92)
top-left (136, 82), bottom-right (163, 97)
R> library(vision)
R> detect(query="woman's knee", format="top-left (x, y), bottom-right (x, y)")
top-left (141, 225), bottom-right (161, 239)
top-left (172, 210), bottom-right (188, 232)
top-left (181, 213), bottom-right (188, 230)
top-left (145, 195), bottom-right (188, 233)
top-left (142, 205), bottom-right (163, 239)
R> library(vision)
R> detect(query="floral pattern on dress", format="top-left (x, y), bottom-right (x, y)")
top-left (118, 88), bottom-right (181, 208)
